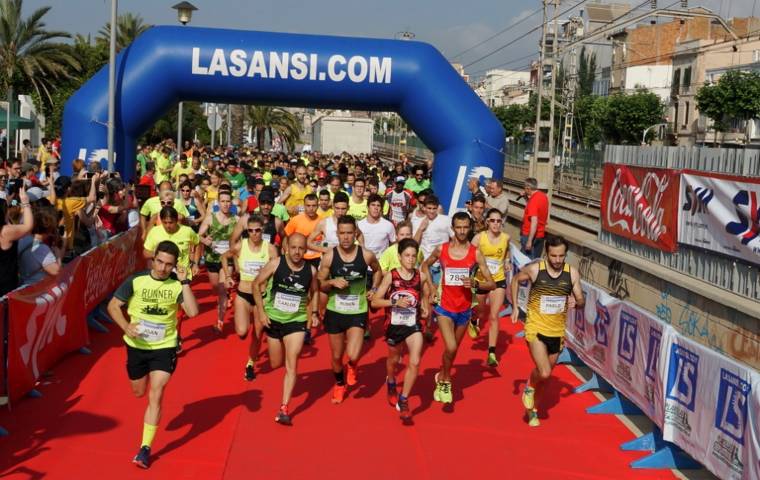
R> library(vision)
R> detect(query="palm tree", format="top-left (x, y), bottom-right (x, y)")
top-left (0, 0), bottom-right (80, 103)
top-left (97, 12), bottom-right (151, 52)
top-left (247, 106), bottom-right (301, 151)
top-left (230, 104), bottom-right (245, 146)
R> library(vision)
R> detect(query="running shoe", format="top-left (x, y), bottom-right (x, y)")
top-left (332, 384), bottom-right (347, 404)
top-left (467, 320), bottom-right (480, 339)
top-left (275, 405), bottom-right (292, 426)
top-left (214, 319), bottom-right (224, 334)
top-left (396, 398), bottom-right (412, 422)
top-left (487, 352), bottom-right (499, 367)
top-left (345, 363), bottom-right (358, 386)
top-left (132, 446), bottom-right (151, 469)
top-left (527, 408), bottom-right (540, 427)
top-left (439, 380), bottom-right (453, 404)
top-left (387, 382), bottom-right (399, 407)
top-left (433, 373), bottom-right (442, 402)
top-left (522, 386), bottom-right (535, 410)
top-left (244, 362), bottom-right (256, 382)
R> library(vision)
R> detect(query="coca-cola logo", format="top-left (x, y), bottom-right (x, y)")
top-left (606, 167), bottom-right (670, 243)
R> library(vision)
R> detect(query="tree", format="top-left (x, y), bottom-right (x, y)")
top-left (492, 103), bottom-right (534, 141)
top-left (247, 106), bottom-right (301, 151)
top-left (603, 90), bottom-right (664, 144)
top-left (140, 101), bottom-right (209, 146)
top-left (578, 47), bottom-right (597, 98)
top-left (97, 12), bottom-right (151, 52)
top-left (0, 0), bottom-right (79, 105)
top-left (696, 70), bottom-right (760, 145)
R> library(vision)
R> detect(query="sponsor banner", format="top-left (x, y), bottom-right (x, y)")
top-left (81, 228), bottom-right (143, 312)
top-left (662, 334), bottom-right (760, 480)
top-left (0, 299), bottom-right (5, 396)
top-left (507, 244), bottom-right (533, 311)
top-left (601, 164), bottom-right (680, 252)
top-left (678, 172), bottom-right (760, 264)
top-left (6, 257), bottom-right (87, 403)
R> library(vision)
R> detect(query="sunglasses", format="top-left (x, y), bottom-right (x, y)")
top-left (248, 227), bottom-right (262, 233)
top-left (487, 218), bottom-right (503, 223)
top-left (160, 201), bottom-right (173, 206)
top-left (180, 189), bottom-right (191, 192)
top-left (0, 175), bottom-right (7, 180)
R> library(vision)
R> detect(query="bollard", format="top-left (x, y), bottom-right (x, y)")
top-left (574, 372), bottom-right (613, 394)
top-left (621, 428), bottom-right (664, 452)
top-left (557, 348), bottom-right (584, 366)
top-left (630, 443), bottom-right (702, 470)
top-left (586, 390), bottom-right (642, 415)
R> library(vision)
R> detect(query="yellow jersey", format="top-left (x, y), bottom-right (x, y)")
top-left (475, 231), bottom-right (509, 282)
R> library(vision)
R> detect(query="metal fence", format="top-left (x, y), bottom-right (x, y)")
top-left (601, 145), bottom-right (760, 300)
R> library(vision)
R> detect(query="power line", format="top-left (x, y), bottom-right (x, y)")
top-left (449, 7), bottom-right (543, 61)
top-left (463, 0), bottom-right (593, 69)
top-left (468, 52), bottom-right (538, 77)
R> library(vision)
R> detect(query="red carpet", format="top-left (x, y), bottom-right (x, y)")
top-left (0, 275), bottom-right (675, 479)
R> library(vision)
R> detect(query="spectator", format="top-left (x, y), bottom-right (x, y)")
top-left (0, 186), bottom-right (33, 296)
top-left (54, 173), bottom-right (99, 252)
top-left (39, 156), bottom-right (60, 185)
top-left (0, 166), bottom-right (7, 200)
top-left (98, 177), bottom-right (136, 238)
top-left (486, 179), bottom-right (509, 218)
top-left (404, 166), bottom-right (430, 194)
top-left (36, 137), bottom-right (51, 169)
top-left (467, 177), bottom-right (487, 198)
top-left (139, 161), bottom-right (157, 197)
top-left (18, 204), bottom-right (62, 285)
top-left (71, 158), bottom-right (86, 179)
top-left (9, 159), bottom-right (22, 180)
top-left (22, 162), bottom-right (42, 188)
top-left (520, 177), bottom-right (549, 259)
top-left (20, 139), bottom-right (31, 162)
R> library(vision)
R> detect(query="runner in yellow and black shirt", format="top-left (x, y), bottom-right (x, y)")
top-left (108, 240), bottom-right (199, 470)
top-left (510, 235), bottom-right (584, 427)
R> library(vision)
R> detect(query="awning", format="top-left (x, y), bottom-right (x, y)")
top-left (0, 108), bottom-right (35, 129)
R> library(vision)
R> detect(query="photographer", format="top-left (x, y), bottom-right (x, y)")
top-left (98, 176), bottom-right (137, 239)
top-left (0, 185), bottom-right (33, 296)
top-left (54, 173), bottom-right (100, 254)
top-left (18, 204), bottom-right (62, 285)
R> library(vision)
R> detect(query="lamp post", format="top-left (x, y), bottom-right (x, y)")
top-left (172, 2), bottom-right (198, 156)
top-left (106, 0), bottom-right (118, 172)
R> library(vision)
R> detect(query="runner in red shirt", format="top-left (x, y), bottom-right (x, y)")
top-left (422, 212), bottom-right (495, 404)
top-left (520, 177), bottom-right (549, 259)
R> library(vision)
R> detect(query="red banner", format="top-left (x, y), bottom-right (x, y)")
top-left (0, 299), bottom-right (5, 397)
top-left (601, 164), bottom-right (680, 252)
top-left (81, 227), bottom-right (144, 313)
top-left (6, 257), bottom-right (87, 403)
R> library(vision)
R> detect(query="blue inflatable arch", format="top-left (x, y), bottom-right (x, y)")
top-left (61, 26), bottom-right (504, 213)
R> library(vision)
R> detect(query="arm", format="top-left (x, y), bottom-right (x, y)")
top-left (471, 251), bottom-right (496, 291)
top-left (570, 266), bottom-right (585, 309)
top-left (366, 251), bottom-right (382, 297)
top-left (510, 263), bottom-right (537, 323)
top-left (86, 174), bottom-right (100, 205)
top-left (230, 212), bottom-right (248, 245)
top-left (308, 266), bottom-right (320, 328)
top-left (527, 216), bottom-right (538, 247)
top-left (0, 187), bottom-right (33, 242)
top-left (221, 243), bottom-right (240, 287)
top-left (421, 246), bottom-right (441, 304)
top-left (278, 186), bottom-right (291, 205)
top-left (369, 271), bottom-right (393, 309)
top-left (420, 271), bottom-right (431, 321)
top-left (317, 250), bottom-right (347, 293)
top-left (307, 220), bottom-right (330, 254)
top-left (252, 258), bottom-right (278, 326)
top-left (107, 296), bottom-right (140, 338)
top-left (414, 217), bottom-right (429, 243)
top-left (177, 267), bottom-right (199, 317)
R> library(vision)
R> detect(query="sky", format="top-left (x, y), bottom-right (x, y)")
top-left (25, 0), bottom-right (760, 79)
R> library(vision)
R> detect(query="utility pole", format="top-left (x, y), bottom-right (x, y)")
top-left (531, 0), bottom-right (560, 200)
top-left (559, 16), bottom-right (584, 191)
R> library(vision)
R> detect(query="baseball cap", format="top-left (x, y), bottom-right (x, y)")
top-left (258, 191), bottom-right (275, 204)
top-left (395, 175), bottom-right (406, 183)
top-left (318, 170), bottom-right (328, 179)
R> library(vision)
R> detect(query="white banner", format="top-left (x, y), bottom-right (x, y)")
top-left (508, 244), bottom-right (532, 311)
top-left (678, 172), bottom-right (760, 263)
top-left (662, 334), bottom-right (760, 480)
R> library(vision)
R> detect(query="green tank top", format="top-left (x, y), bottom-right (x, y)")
top-left (326, 246), bottom-right (369, 315)
top-left (264, 257), bottom-right (313, 323)
top-left (204, 213), bottom-right (237, 264)
top-left (237, 239), bottom-right (270, 282)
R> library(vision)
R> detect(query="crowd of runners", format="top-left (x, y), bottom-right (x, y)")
top-left (105, 142), bottom-right (585, 469)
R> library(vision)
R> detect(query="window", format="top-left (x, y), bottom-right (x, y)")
top-left (683, 102), bottom-right (690, 128)
top-left (672, 69), bottom-right (681, 96)
top-left (683, 67), bottom-right (692, 88)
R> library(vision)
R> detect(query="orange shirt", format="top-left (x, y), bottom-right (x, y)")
top-left (284, 213), bottom-right (322, 259)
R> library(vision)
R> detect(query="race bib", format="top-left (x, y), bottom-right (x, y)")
top-left (274, 292), bottom-right (301, 313)
top-left (335, 294), bottom-right (360, 312)
top-left (486, 258), bottom-right (501, 275)
top-left (390, 307), bottom-right (416, 326)
top-left (137, 319), bottom-right (167, 343)
top-left (540, 295), bottom-right (567, 315)
top-left (262, 233), bottom-right (272, 243)
top-left (296, 205), bottom-right (305, 214)
top-left (243, 260), bottom-right (265, 277)
top-left (444, 267), bottom-right (469, 286)
top-left (212, 240), bottom-right (230, 254)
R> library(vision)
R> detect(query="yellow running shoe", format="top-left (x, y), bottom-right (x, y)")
top-left (487, 352), bottom-right (499, 367)
top-left (528, 409), bottom-right (540, 427)
top-left (433, 373), bottom-right (443, 402)
top-left (439, 381), bottom-right (453, 404)
top-left (522, 386), bottom-right (535, 410)
top-left (467, 320), bottom-right (480, 339)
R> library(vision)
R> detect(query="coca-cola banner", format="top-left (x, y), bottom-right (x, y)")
top-left (6, 257), bottom-right (87, 403)
top-left (679, 172), bottom-right (760, 264)
top-left (601, 164), bottom-right (680, 252)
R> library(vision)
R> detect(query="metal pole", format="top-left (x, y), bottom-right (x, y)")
top-left (177, 101), bottom-right (183, 155)
top-left (107, 0), bottom-right (118, 172)
top-left (226, 104), bottom-right (232, 147)
top-left (545, 0), bottom-right (560, 200)
top-left (5, 88), bottom-right (11, 161)
top-left (211, 104), bottom-right (216, 149)
top-left (531, 0), bottom-right (548, 179)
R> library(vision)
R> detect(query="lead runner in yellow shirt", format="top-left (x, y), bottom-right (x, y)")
top-left (510, 235), bottom-right (585, 427)
top-left (470, 208), bottom-right (510, 367)
top-left (143, 206), bottom-right (201, 279)
top-left (107, 240), bottom-right (199, 469)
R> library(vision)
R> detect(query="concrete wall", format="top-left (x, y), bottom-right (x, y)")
top-left (312, 117), bottom-right (373, 154)
top-left (623, 64), bottom-right (673, 101)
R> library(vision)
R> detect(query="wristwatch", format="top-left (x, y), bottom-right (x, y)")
top-left (181, 279), bottom-right (192, 285)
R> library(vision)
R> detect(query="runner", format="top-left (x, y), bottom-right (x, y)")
top-left (470, 208), bottom-right (510, 367)
top-left (371, 238), bottom-right (430, 423)
top-left (511, 235), bottom-right (584, 427)
top-left (378, 221), bottom-right (423, 273)
top-left (252, 233), bottom-right (320, 425)
top-left (385, 176), bottom-right (412, 226)
top-left (107, 240), bottom-right (199, 469)
top-left (282, 165), bottom-right (312, 216)
top-left (222, 214), bottom-right (279, 381)
top-left (317, 189), bottom-right (333, 218)
top-left (307, 192), bottom-right (349, 255)
top-left (142, 206), bottom-right (200, 281)
top-left (422, 212), bottom-right (495, 404)
top-left (347, 177), bottom-right (367, 220)
top-left (198, 190), bottom-right (237, 332)
top-left (317, 215), bottom-right (381, 404)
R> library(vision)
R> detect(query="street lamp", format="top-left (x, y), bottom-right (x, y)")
top-left (172, 1), bottom-right (197, 25)
top-left (106, 0), bottom-right (118, 172)
top-left (172, 2), bottom-right (197, 156)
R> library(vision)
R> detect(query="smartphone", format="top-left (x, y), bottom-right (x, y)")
top-left (85, 172), bottom-right (95, 179)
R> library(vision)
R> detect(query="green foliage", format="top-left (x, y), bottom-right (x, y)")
top-left (96, 12), bottom-right (151, 52)
top-left (247, 106), bottom-right (301, 151)
top-left (602, 90), bottom-right (664, 144)
top-left (696, 70), bottom-right (760, 137)
top-left (578, 47), bottom-right (597, 98)
top-left (140, 102), bottom-right (210, 146)
top-left (492, 103), bottom-right (534, 140)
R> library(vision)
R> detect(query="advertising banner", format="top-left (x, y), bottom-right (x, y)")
top-left (662, 334), bottom-right (760, 480)
top-left (601, 164), bottom-right (680, 252)
top-left (5, 257), bottom-right (86, 403)
top-left (81, 228), bottom-right (144, 312)
top-left (0, 299), bottom-right (5, 397)
top-left (678, 172), bottom-right (760, 264)
top-left (507, 244), bottom-right (533, 311)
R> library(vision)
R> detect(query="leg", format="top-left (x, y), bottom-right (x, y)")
top-left (344, 327), bottom-right (364, 365)
top-left (401, 332), bottom-right (423, 398)
top-left (328, 332), bottom-right (347, 374)
top-left (487, 288), bottom-right (506, 350)
top-left (233, 295), bottom-right (252, 338)
top-left (527, 339), bottom-right (552, 390)
top-left (386, 343), bottom-right (402, 383)
top-left (143, 370), bottom-right (172, 426)
top-left (208, 271), bottom-right (225, 328)
top-left (281, 332), bottom-right (305, 406)
top-left (436, 316), bottom-right (458, 383)
top-left (130, 376), bottom-right (148, 398)
top-left (268, 336), bottom-right (285, 369)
